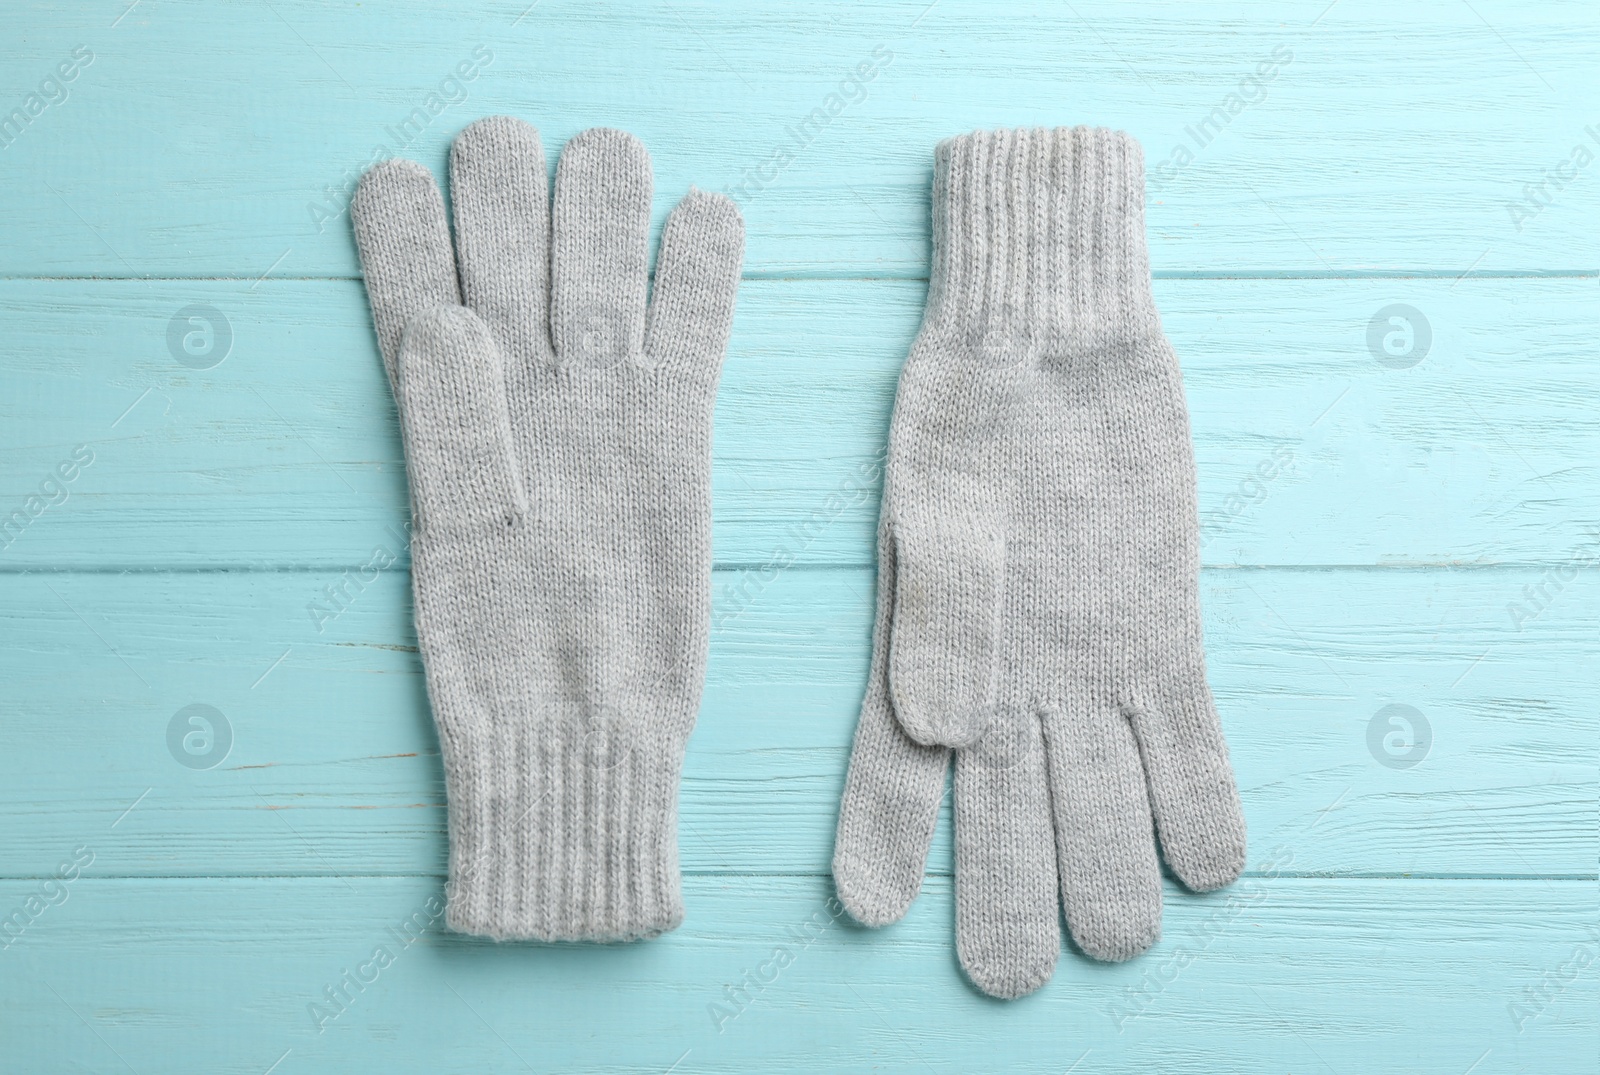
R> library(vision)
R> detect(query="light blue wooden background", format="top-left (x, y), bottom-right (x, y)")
top-left (2, 1), bottom-right (1596, 1072)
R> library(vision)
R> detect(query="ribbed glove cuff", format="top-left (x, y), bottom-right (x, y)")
top-left (926, 126), bottom-right (1158, 350)
top-left (440, 723), bottom-right (684, 942)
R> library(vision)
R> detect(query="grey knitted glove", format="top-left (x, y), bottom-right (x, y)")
top-left (351, 117), bottom-right (743, 941)
top-left (833, 127), bottom-right (1246, 998)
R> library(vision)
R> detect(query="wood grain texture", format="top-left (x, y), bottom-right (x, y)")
top-left (1, 876), bottom-right (1594, 1074)
top-left (1, 0), bottom-right (1596, 1071)
top-left (2, 277), bottom-right (1596, 569)
top-left (1, 566), bottom-right (1592, 879)
top-left (0, 1), bottom-right (1597, 277)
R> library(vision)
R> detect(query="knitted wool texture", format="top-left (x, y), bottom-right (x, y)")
top-left (351, 117), bottom-right (743, 941)
top-left (833, 127), bottom-right (1247, 999)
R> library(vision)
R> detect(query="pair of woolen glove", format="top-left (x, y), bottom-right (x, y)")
top-left (351, 117), bottom-right (1246, 1000)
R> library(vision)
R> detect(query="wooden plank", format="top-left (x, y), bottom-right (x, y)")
top-left (1, 1), bottom-right (1596, 277)
top-left (2, 276), bottom-right (1596, 569)
top-left (2, 565), bottom-right (1593, 880)
top-left (0, 874), bottom-right (1593, 1073)
top-left (3, 2), bottom-right (1592, 1069)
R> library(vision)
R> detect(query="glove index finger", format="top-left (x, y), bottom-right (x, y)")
top-left (833, 523), bottom-right (950, 927)
top-left (833, 687), bottom-right (950, 927)
top-left (645, 187), bottom-right (744, 376)
top-left (352, 157), bottom-right (463, 389)
top-left (953, 713), bottom-right (1060, 999)
top-left (450, 116), bottom-right (553, 365)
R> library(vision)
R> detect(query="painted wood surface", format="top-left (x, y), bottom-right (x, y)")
top-left (4, 277), bottom-right (1597, 569)
top-left (1, 1), bottom-right (1596, 1072)
top-left (2, 566), bottom-right (1594, 879)
top-left (3, 1), bottom-right (1598, 276)
top-left (3, 876), bottom-right (1595, 1074)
